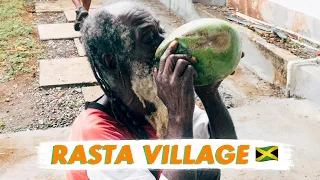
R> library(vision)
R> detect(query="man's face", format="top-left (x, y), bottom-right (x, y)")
top-left (106, 2), bottom-right (169, 138)
top-left (106, 2), bottom-right (165, 66)
top-left (132, 20), bottom-right (165, 66)
top-left (128, 10), bottom-right (169, 139)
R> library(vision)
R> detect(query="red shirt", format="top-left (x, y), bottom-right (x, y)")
top-left (66, 102), bottom-right (160, 180)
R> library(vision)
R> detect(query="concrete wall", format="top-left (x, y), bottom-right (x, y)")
top-left (159, 0), bottom-right (200, 22)
top-left (227, 0), bottom-right (320, 44)
top-left (287, 58), bottom-right (320, 105)
top-left (158, 0), bottom-right (226, 21)
top-left (294, 65), bottom-right (320, 105)
top-left (193, 0), bottom-right (226, 6)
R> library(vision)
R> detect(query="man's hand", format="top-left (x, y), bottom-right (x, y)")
top-left (153, 40), bottom-right (197, 139)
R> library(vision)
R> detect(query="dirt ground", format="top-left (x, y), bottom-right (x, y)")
top-left (0, 8), bottom-right (85, 134)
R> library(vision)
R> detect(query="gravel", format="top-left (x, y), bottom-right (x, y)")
top-left (219, 85), bottom-right (237, 109)
top-left (36, 12), bottom-right (67, 24)
top-left (28, 86), bottom-right (85, 131)
top-left (27, 12), bottom-right (83, 131)
top-left (195, 86), bottom-right (236, 110)
top-left (41, 40), bottom-right (78, 59)
top-left (35, 10), bottom-right (78, 60)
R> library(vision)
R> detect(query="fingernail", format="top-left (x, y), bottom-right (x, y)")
top-left (191, 56), bottom-right (197, 63)
top-left (152, 67), bottom-right (157, 74)
top-left (169, 40), bottom-right (179, 48)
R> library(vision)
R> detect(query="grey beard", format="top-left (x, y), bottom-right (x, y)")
top-left (130, 61), bottom-right (169, 139)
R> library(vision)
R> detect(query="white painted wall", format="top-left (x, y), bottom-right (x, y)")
top-left (293, 64), bottom-right (320, 105)
top-left (269, 0), bottom-right (320, 20)
top-left (258, 0), bottom-right (320, 44)
top-left (159, 0), bottom-right (201, 22)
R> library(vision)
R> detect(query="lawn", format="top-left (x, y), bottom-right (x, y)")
top-left (0, 0), bottom-right (42, 82)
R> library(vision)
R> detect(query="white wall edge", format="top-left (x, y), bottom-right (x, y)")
top-left (286, 57), bottom-right (320, 97)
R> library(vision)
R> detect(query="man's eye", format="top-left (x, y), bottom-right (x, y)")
top-left (144, 33), bottom-right (154, 43)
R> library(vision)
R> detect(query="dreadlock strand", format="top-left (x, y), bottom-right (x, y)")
top-left (92, 59), bottom-right (149, 139)
top-left (81, 8), bottom-right (151, 140)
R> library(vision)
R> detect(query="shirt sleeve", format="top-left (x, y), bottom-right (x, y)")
top-left (193, 105), bottom-right (210, 139)
top-left (80, 111), bottom-right (130, 141)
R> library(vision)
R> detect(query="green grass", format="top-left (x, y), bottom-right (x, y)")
top-left (0, 121), bottom-right (5, 129)
top-left (0, 0), bottom-right (43, 82)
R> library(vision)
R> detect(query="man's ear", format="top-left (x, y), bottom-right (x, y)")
top-left (102, 53), bottom-right (116, 70)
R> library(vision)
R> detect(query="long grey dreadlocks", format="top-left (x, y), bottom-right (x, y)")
top-left (81, 8), bottom-right (150, 139)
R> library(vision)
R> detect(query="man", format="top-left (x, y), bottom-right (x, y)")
top-left (67, 1), bottom-right (243, 179)
top-left (71, 0), bottom-right (91, 31)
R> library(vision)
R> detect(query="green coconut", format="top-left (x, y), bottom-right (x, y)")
top-left (154, 18), bottom-right (242, 86)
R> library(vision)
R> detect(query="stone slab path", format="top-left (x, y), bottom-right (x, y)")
top-left (82, 86), bottom-right (104, 102)
top-left (38, 23), bottom-right (81, 40)
top-left (74, 38), bottom-right (86, 57)
top-left (35, 0), bottom-right (102, 12)
top-left (39, 57), bottom-right (96, 87)
top-left (36, 0), bottom-right (184, 92)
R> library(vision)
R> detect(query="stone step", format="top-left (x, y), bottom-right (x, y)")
top-left (74, 38), bottom-right (86, 57)
top-left (82, 86), bottom-right (104, 102)
top-left (38, 23), bottom-right (81, 40)
top-left (39, 57), bottom-right (96, 87)
top-left (64, 9), bottom-right (97, 22)
top-left (35, 0), bottom-right (102, 12)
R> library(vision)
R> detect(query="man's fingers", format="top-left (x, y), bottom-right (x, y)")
top-left (152, 66), bottom-right (158, 77)
top-left (184, 65), bottom-right (197, 82)
top-left (173, 59), bottom-right (191, 78)
top-left (159, 41), bottom-right (179, 74)
top-left (163, 54), bottom-right (191, 75)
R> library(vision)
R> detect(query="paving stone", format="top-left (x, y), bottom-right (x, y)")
top-left (38, 23), bottom-right (81, 40)
top-left (74, 38), bottom-right (86, 57)
top-left (81, 86), bottom-right (104, 102)
top-left (64, 9), bottom-right (97, 22)
top-left (39, 57), bottom-right (96, 87)
top-left (35, 0), bottom-right (102, 12)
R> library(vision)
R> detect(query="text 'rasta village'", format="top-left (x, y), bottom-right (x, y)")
top-left (51, 144), bottom-right (250, 165)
